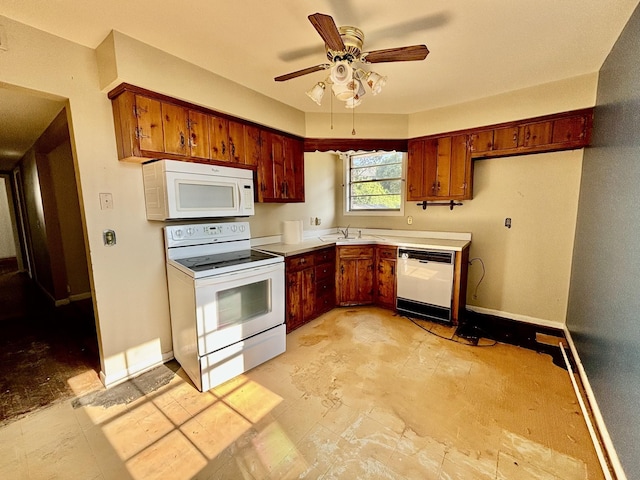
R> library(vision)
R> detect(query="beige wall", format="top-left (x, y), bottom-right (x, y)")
top-left (0, 178), bottom-right (17, 259)
top-left (48, 140), bottom-right (91, 297)
top-left (335, 75), bottom-right (598, 325)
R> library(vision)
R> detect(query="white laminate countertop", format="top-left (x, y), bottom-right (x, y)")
top-left (253, 228), bottom-right (471, 257)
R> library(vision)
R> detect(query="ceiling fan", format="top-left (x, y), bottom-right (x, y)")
top-left (274, 13), bottom-right (430, 108)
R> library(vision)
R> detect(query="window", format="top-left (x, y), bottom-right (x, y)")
top-left (344, 151), bottom-right (405, 215)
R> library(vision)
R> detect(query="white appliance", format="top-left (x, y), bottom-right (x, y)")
top-left (164, 221), bottom-right (285, 391)
top-left (142, 159), bottom-right (255, 220)
top-left (396, 248), bottom-right (455, 322)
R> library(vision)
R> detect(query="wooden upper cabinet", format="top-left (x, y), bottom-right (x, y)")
top-left (493, 126), bottom-right (519, 151)
top-left (259, 133), bottom-right (304, 202)
top-left (520, 121), bottom-right (552, 148)
top-left (160, 104), bottom-right (210, 159)
top-left (551, 115), bottom-right (588, 145)
top-left (187, 110), bottom-right (210, 159)
top-left (407, 135), bottom-right (472, 201)
top-left (407, 139), bottom-right (425, 200)
top-left (209, 115), bottom-right (229, 162)
top-left (468, 109), bottom-right (592, 159)
top-left (161, 103), bottom-right (189, 156)
top-left (470, 130), bottom-right (493, 154)
top-left (244, 125), bottom-right (262, 167)
top-left (228, 120), bottom-right (245, 164)
top-left (133, 95), bottom-right (164, 154)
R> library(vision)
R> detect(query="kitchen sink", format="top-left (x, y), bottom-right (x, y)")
top-left (319, 233), bottom-right (386, 243)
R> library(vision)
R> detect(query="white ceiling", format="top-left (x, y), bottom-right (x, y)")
top-left (0, 0), bottom-right (638, 168)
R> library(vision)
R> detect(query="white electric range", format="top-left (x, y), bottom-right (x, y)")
top-left (164, 221), bottom-right (285, 391)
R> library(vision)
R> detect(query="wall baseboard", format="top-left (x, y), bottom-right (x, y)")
top-left (100, 351), bottom-right (174, 389)
top-left (69, 292), bottom-right (92, 302)
top-left (563, 327), bottom-right (627, 480)
top-left (466, 305), bottom-right (565, 330)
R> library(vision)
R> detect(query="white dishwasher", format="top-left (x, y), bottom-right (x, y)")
top-left (396, 248), bottom-right (455, 322)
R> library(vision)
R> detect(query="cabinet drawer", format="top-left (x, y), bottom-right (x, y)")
top-left (377, 246), bottom-right (397, 259)
top-left (286, 253), bottom-right (314, 272)
top-left (316, 278), bottom-right (335, 297)
top-left (314, 247), bottom-right (336, 265)
top-left (338, 246), bottom-right (374, 258)
top-left (315, 263), bottom-right (334, 282)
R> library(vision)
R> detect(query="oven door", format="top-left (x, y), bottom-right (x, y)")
top-left (194, 262), bottom-right (284, 356)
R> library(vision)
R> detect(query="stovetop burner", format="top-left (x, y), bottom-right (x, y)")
top-left (175, 249), bottom-right (278, 273)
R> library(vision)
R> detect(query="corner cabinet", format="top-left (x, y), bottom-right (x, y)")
top-left (258, 132), bottom-right (305, 203)
top-left (407, 134), bottom-right (473, 201)
top-left (336, 246), bottom-right (375, 306)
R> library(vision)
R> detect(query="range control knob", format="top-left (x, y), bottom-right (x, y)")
top-left (239, 224), bottom-right (246, 232)
top-left (185, 227), bottom-right (195, 237)
top-left (230, 224), bottom-right (238, 232)
top-left (173, 228), bottom-right (184, 239)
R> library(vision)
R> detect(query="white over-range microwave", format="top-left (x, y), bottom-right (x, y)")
top-left (142, 159), bottom-right (255, 220)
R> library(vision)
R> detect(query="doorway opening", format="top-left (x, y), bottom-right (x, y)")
top-left (0, 87), bottom-right (101, 425)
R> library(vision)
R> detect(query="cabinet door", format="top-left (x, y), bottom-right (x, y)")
top-left (470, 130), bottom-right (493, 154)
top-left (209, 115), bottom-right (230, 162)
top-left (492, 126), bottom-right (519, 151)
top-left (244, 125), bottom-right (261, 167)
top-left (407, 139), bottom-right (425, 200)
top-left (302, 268), bottom-right (315, 321)
top-left (272, 134), bottom-right (286, 198)
top-left (284, 136), bottom-right (304, 201)
top-left (435, 136), bottom-right (452, 197)
top-left (187, 110), bottom-right (210, 159)
top-left (355, 258), bottom-right (374, 304)
top-left (286, 270), bottom-right (303, 333)
top-left (376, 257), bottom-right (396, 309)
top-left (228, 120), bottom-right (246, 163)
top-left (338, 258), bottom-right (359, 305)
top-left (162, 103), bottom-right (189, 156)
top-left (257, 132), bottom-right (276, 201)
top-left (551, 115), bottom-right (587, 145)
top-left (134, 95), bottom-right (164, 154)
top-left (520, 121), bottom-right (552, 148)
top-left (449, 134), bottom-right (471, 199)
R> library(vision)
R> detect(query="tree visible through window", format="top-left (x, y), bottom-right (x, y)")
top-left (347, 152), bottom-right (404, 212)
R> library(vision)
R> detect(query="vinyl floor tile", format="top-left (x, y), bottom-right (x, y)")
top-left (0, 307), bottom-right (606, 480)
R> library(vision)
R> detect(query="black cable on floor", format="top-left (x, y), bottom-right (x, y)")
top-left (402, 314), bottom-right (497, 347)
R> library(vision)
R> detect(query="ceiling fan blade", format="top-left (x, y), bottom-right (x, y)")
top-left (308, 13), bottom-right (346, 52)
top-left (362, 45), bottom-right (430, 63)
top-left (274, 64), bottom-right (331, 82)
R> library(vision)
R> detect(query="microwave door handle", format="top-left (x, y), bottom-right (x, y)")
top-left (237, 183), bottom-right (242, 211)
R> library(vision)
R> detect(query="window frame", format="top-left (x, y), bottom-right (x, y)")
top-left (342, 151), bottom-right (406, 217)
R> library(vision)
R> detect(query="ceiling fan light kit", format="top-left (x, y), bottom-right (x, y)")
top-left (306, 82), bottom-right (326, 105)
top-left (275, 12), bottom-right (429, 109)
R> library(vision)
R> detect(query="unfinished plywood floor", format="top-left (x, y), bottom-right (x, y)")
top-left (0, 307), bottom-right (604, 479)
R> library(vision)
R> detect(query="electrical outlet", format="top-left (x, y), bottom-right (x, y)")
top-left (407, 216), bottom-right (413, 225)
top-left (315, 217), bottom-right (321, 225)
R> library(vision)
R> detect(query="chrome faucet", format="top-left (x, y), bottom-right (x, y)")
top-left (339, 225), bottom-right (350, 239)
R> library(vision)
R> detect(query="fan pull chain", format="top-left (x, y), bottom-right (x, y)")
top-left (352, 105), bottom-right (356, 135)
top-left (330, 91), bottom-right (334, 130)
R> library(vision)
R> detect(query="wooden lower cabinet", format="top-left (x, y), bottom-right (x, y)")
top-left (336, 246), bottom-right (375, 306)
top-left (285, 247), bottom-right (335, 333)
top-left (375, 245), bottom-right (397, 310)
